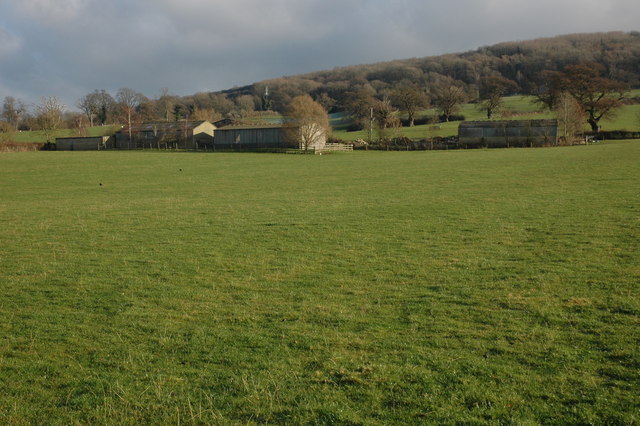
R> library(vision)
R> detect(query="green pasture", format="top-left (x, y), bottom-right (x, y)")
top-left (1, 143), bottom-right (638, 423)
top-left (334, 95), bottom-right (640, 142)
top-left (602, 103), bottom-right (640, 131)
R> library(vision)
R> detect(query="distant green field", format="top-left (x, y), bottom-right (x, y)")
top-left (1, 143), bottom-right (638, 423)
top-left (601, 104), bottom-right (640, 131)
top-left (334, 94), bottom-right (639, 141)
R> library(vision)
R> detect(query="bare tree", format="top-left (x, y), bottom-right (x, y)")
top-left (234, 95), bottom-right (257, 117)
top-left (78, 90), bottom-right (114, 127)
top-left (209, 93), bottom-right (235, 117)
top-left (65, 112), bottom-right (88, 137)
top-left (2, 96), bottom-right (27, 130)
top-left (373, 97), bottom-right (396, 130)
top-left (137, 99), bottom-right (158, 123)
top-left (371, 97), bottom-right (401, 143)
top-left (157, 88), bottom-right (175, 122)
top-left (479, 76), bottom-right (517, 119)
top-left (0, 123), bottom-right (10, 144)
top-left (77, 93), bottom-right (97, 127)
top-left (377, 115), bottom-right (402, 146)
top-left (344, 88), bottom-right (376, 130)
top-left (285, 95), bottom-right (330, 151)
top-left (530, 70), bottom-right (563, 111)
top-left (431, 79), bottom-right (467, 122)
top-left (559, 63), bottom-right (627, 133)
top-left (116, 88), bottom-right (146, 146)
top-left (97, 90), bottom-right (116, 125)
top-left (35, 96), bottom-right (65, 143)
top-left (192, 107), bottom-right (222, 123)
top-left (555, 92), bottom-right (584, 145)
top-left (390, 82), bottom-right (428, 127)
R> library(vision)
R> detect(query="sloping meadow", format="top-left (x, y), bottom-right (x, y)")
top-left (0, 143), bottom-right (638, 423)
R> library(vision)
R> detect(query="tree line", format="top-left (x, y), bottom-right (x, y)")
top-left (0, 87), bottom-right (261, 140)
top-left (1, 32), bottom-right (638, 142)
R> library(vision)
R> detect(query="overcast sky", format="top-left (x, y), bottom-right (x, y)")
top-left (1, 0), bottom-right (638, 109)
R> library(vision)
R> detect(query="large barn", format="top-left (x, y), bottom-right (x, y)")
top-left (114, 121), bottom-right (215, 149)
top-left (458, 120), bottom-right (558, 148)
top-left (213, 124), bottom-right (326, 151)
top-left (56, 136), bottom-right (114, 151)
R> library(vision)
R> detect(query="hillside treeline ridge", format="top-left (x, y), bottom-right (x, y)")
top-left (2, 31), bottom-right (639, 135)
top-left (215, 31), bottom-right (640, 111)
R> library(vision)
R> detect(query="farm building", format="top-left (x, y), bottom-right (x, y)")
top-left (458, 120), bottom-right (558, 148)
top-left (114, 121), bottom-right (215, 149)
top-left (56, 136), bottom-right (114, 151)
top-left (213, 124), bottom-right (327, 151)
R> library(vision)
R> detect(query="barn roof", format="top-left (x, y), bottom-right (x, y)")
top-left (117, 121), bottom-right (210, 133)
top-left (214, 124), bottom-right (286, 131)
top-left (459, 119), bottom-right (558, 128)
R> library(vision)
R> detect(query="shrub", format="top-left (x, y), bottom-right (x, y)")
top-left (586, 130), bottom-right (640, 140)
top-left (399, 115), bottom-right (465, 127)
top-left (440, 114), bottom-right (466, 122)
top-left (0, 121), bottom-right (13, 133)
top-left (0, 142), bottom-right (46, 152)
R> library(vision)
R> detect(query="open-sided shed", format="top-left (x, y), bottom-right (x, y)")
top-left (458, 120), bottom-right (558, 148)
top-left (56, 136), bottom-right (113, 151)
top-left (213, 124), bottom-right (326, 151)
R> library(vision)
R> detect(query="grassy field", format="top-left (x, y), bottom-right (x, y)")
top-left (1, 143), bottom-right (639, 423)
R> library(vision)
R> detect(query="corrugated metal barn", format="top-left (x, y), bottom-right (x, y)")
top-left (458, 120), bottom-right (558, 148)
top-left (56, 136), bottom-right (113, 150)
top-left (214, 124), bottom-right (327, 151)
top-left (213, 125), bottom-right (296, 150)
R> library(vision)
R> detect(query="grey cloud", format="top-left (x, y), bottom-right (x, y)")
top-left (0, 27), bottom-right (22, 58)
top-left (0, 0), bottom-right (638, 108)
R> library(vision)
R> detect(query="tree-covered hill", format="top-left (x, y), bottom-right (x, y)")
top-left (212, 31), bottom-right (640, 113)
top-left (4, 31), bottom-right (639, 136)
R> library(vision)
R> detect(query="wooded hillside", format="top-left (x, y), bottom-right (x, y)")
top-left (4, 31), bottom-right (639, 137)
top-left (212, 31), bottom-right (640, 113)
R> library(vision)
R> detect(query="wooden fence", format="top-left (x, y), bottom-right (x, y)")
top-left (315, 143), bottom-right (353, 154)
